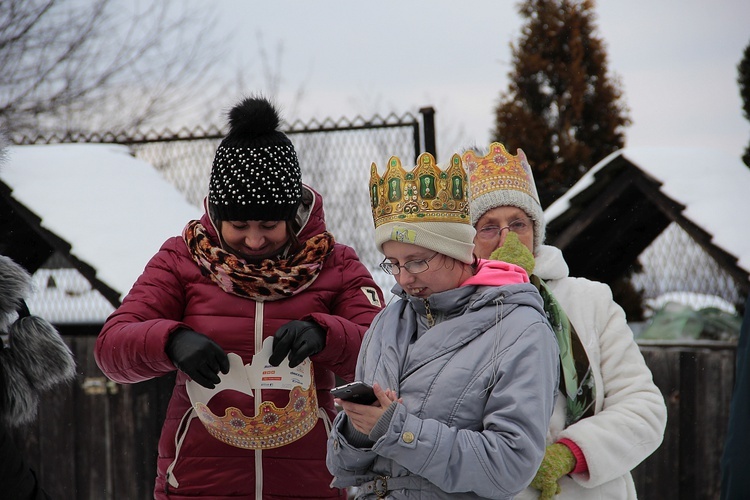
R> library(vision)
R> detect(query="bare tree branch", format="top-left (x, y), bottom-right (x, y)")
top-left (0, 0), bottom-right (229, 138)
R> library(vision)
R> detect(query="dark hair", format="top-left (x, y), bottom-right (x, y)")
top-left (285, 219), bottom-right (301, 252)
top-left (435, 253), bottom-right (476, 276)
top-left (471, 254), bottom-right (480, 269)
top-left (209, 204), bottom-right (301, 258)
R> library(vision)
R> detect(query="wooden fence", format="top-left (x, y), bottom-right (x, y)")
top-left (633, 340), bottom-right (736, 500)
top-left (13, 336), bottom-right (174, 499)
top-left (13, 338), bottom-right (736, 499)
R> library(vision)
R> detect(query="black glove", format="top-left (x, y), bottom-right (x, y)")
top-left (165, 328), bottom-right (229, 389)
top-left (268, 320), bottom-right (326, 368)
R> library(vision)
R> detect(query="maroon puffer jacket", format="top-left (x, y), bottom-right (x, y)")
top-left (95, 186), bottom-right (384, 499)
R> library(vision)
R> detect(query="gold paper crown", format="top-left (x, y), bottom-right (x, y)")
top-left (194, 382), bottom-right (318, 450)
top-left (462, 142), bottom-right (540, 205)
top-left (369, 152), bottom-right (470, 228)
top-left (191, 362), bottom-right (318, 450)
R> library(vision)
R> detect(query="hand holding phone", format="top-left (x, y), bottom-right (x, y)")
top-left (330, 381), bottom-right (377, 405)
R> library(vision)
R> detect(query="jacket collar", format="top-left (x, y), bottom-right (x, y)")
top-left (533, 245), bottom-right (570, 281)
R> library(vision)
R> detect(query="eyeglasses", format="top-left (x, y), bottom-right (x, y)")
top-left (379, 252), bottom-right (439, 275)
top-left (476, 217), bottom-right (534, 241)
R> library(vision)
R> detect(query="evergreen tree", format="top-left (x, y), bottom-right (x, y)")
top-left (493, 0), bottom-right (630, 208)
top-left (739, 39), bottom-right (750, 167)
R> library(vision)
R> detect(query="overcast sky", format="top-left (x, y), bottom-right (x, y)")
top-left (199, 0), bottom-right (750, 162)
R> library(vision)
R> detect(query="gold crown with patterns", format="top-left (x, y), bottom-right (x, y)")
top-left (462, 142), bottom-right (540, 205)
top-left (369, 152), bottom-right (470, 228)
top-left (189, 360), bottom-right (318, 450)
top-left (194, 383), bottom-right (319, 450)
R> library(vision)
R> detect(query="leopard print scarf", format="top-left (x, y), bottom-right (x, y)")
top-left (183, 220), bottom-right (335, 302)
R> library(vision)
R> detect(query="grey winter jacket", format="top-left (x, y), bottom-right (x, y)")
top-left (327, 277), bottom-right (560, 499)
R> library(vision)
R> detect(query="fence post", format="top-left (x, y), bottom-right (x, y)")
top-left (419, 107), bottom-right (436, 161)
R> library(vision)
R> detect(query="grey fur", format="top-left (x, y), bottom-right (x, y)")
top-left (0, 255), bottom-right (32, 321)
top-left (0, 353), bottom-right (39, 426)
top-left (0, 255), bottom-right (77, 427)
top-left (9, 317), bottom-right (76, 391)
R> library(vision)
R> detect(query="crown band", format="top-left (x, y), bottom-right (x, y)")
top-left (187, 353), bottom-right (319, 450)
top-left (369, 152), bottom-right (470, 228)
top-left (194, 383), bottom-right (318, 450)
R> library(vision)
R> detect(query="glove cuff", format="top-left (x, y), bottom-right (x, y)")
top-left (547, 442), bottom-right (576, 476)
top-left (557, 438), bottom-right (588, 474)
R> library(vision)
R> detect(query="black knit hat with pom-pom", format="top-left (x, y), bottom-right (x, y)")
top-left (208, 96), bottom-right (302, 221)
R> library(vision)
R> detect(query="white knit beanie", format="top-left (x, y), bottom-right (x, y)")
top-left (370, 152), bottom-right (475, 264)
top-left (463, 143), bottom-right (546, 252)
top-left (374, 221), bottom-right (476, 264)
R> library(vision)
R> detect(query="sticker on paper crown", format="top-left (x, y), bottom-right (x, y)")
top-left (389, 226), bottom-right (416, 243)
top-left (185, 337), bottom-right (318, 449)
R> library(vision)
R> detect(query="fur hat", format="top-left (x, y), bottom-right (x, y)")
top-left (0, 257), bottom-right (77, 427)
top-left (0, 135), bottom-right (76, 426)
top-left (208, 96), bottom-right (302, 222)
top-left (463, 143), bottom-right (545, 252)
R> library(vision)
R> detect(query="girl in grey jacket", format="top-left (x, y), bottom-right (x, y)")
top-left (326, 152), bottom-right (560, 499)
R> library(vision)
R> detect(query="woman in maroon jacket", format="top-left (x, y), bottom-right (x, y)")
top-left (94, 96), bottom-right (384, 499)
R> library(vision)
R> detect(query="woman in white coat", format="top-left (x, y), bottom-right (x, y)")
top-left (464, 143), bottom-right (667, 499)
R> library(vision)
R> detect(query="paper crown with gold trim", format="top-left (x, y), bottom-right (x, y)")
top-left (463, 143), bottom-right (545, 251)
top-left (369, 152), bottom-right (470, 227)
top-left (369, 152), bottom-right (475, 264)
top-left (192, 376), bottom-right (318, 450)
top-left (185, 349), bottom-right (319, 450)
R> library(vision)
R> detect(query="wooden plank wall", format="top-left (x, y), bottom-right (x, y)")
top-left (13, 336), bottom-right (174, 499)
top-left (633, 341), bottom-right (736, 500)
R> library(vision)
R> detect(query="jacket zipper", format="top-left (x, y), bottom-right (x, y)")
top-left (423, 299), bottom-right (435, 327)
top-left (254, 300), bottom-right (264, 499)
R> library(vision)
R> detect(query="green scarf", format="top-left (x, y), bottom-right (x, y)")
top-left (531, 275), bottom-right (596, 425)
top-left (489, 233), bottom-right (595, 425)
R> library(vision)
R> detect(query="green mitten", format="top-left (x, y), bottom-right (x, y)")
top-left (530, 443), bottom-right (576, 499)
top-left (489, 231), bottom-right (535, 276)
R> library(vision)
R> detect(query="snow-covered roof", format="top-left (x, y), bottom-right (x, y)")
top-left (546, 147), bottom-right (750, 278)
top-left (1, 143), bottom-right (202, 301)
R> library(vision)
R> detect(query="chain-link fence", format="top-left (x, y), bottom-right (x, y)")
top-left (14, 110), bottom-right (434, 321)
top-left (631, 222), bottom-right (744, 313)
top-left (12, 111), bottom-right (745, 322)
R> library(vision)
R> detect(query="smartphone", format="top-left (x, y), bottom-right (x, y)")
top-left (330, 381), bottom-right (377, 405)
